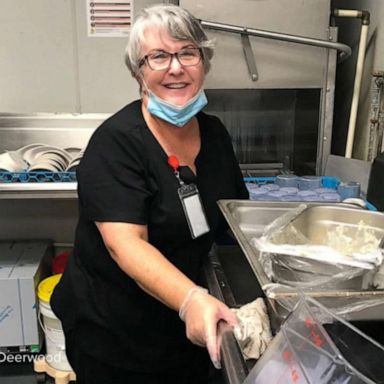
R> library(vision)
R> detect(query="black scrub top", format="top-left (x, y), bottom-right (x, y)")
top-left (51, 100), bottom-right (248, 373)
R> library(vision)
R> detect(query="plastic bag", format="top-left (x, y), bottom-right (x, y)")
top-left (251, 205), bottom-right (383, 289)
top-left (264, 283), bottom-right (384, 320)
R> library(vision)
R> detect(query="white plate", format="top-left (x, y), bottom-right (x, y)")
top-left (34, 156), bottom-right (66, 171)
top-left (66, 159), bottom-right (81, 171)
top-left (28, 162), bottom-right (61, 172)
top-left (16, 143), bottom-right (46, 155)
top-left (67, 159), bottom-right (80, 167)
top-left (23, 146), bottom-right (71, 165)
top-left (41, 149), bottom-right (72, 163)
top-left (34, 153), bottom-right (68, 169)
top-left (64, 147), bottom-right (83, 158)
top-left (68, 155), bottom-right (83, 163)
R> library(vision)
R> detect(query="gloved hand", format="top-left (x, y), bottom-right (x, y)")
top-left (179, 286), bottom-right (239, 369)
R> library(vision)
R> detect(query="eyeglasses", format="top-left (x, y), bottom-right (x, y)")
top-left (139, 47), bottom-right (202, 71)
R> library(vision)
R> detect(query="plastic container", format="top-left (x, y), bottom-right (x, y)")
top-left (258, 194), bottom-right (279, 201)
top-left (246, 183), bottom-right (260, 192)
top-left (314, 187), bottom-right (335, 195)
top-left (297, 190), bottom-right (319, 202)
top-left (38, 274), bottom-right (73, 372)
top-left (262, 183), bottom-right (280, 192)
top-left (250, 187), bottom-right (269, 200)
top-left (268, 190), bottom-right (289, 199)
top-left (276, 175), bottom-right (299, 188)
top-left (281, 194), bottom-right (301, 202)
top-left (280, 187), bottom-right (299, 195)
top-left (298, 176), bottom-right (322, 190)
top-left (244, 296), bottom-right (384, 384)
top-left (319, 192), bottom-right (341, 202)
top-left (338, 181), bottom-right (361, 200)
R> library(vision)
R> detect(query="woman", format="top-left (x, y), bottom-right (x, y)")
top-left (51, 4), bottom-right (248, 383)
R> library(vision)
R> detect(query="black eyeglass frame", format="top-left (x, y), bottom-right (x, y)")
top-left (138, 47), bottom-right (203, 71)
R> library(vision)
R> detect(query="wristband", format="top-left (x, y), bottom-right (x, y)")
top-left (179, 286), bottom-right (208, 321)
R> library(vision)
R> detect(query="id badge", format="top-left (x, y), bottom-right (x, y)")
top-left (178, 183), bottom-right (210, 239)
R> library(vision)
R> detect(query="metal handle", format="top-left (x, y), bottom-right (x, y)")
top-left (204, 246), bottom-right (250, 384)
top-left (200, 19), bottom-right (351, 62)
top-left (218, 321), bottom-right (249, 384)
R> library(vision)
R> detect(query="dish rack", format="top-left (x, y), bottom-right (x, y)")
top-left (0, 171), bottom-right (76, 183)
top-left (243, 175), bottom-right (339, 187)
top-left (244, 176), bottom-right (377, 211)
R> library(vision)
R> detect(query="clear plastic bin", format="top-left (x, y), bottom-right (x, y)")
top-left (244, 295), bottom-right (384, 384)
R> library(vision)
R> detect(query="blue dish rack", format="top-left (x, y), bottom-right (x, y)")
top-left (0, 171), bottom-right (76, 183)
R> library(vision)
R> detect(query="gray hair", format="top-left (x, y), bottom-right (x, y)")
top-left (125, 4), bottom-right (214, 79)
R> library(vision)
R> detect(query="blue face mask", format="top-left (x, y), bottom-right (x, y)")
top-left (146, 89), bottom-right (208, 127)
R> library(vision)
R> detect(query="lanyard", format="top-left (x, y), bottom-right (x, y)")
top-left (168, 155), bottom-right (184, 186)
top-left (167, 155), bottom-right (210, 239)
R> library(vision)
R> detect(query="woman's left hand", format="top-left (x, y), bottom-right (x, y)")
top-left (181, 288), bottom-right (239, 369)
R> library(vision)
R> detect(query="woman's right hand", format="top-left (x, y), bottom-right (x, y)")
top-left (180, 288), bottom-right (239, 369)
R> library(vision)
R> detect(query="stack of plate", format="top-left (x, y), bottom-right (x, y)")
top-left (0, 144), bottom-right (84, 172)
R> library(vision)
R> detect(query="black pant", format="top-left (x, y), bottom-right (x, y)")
top-left (72, 351), bottom-right (210, 384)
top-left (65, 329), bottom-right (210, 384)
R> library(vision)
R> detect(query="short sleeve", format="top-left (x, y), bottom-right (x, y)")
top-left (77, 121), bottom-right (151, 224)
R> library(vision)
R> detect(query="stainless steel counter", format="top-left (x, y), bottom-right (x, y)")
top-left (205, 201), bottom-right (384, 383)
top-left (218, 200), bottom-right (384, 322)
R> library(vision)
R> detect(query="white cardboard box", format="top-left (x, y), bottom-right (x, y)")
top-left (0, 241), bottom-right (52, 351)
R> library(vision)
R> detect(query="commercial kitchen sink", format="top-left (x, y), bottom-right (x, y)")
top-left (205, 201), bottom-right (384, 384)
top-left (218, 200), bottom-right (384, 321)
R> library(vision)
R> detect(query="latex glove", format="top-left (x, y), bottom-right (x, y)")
top-left (179, 286), bottom-right (239, 369)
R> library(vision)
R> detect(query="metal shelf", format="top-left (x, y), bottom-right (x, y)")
top-left (0, 182), bottom-right (77, 199)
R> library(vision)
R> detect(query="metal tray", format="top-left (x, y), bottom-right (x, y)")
top-left (269, 205), bottom-right (384, 289)
top-left (218, 200), bottom-right (384, 321)
top-left (288, 205), bottom-right (384, 243)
